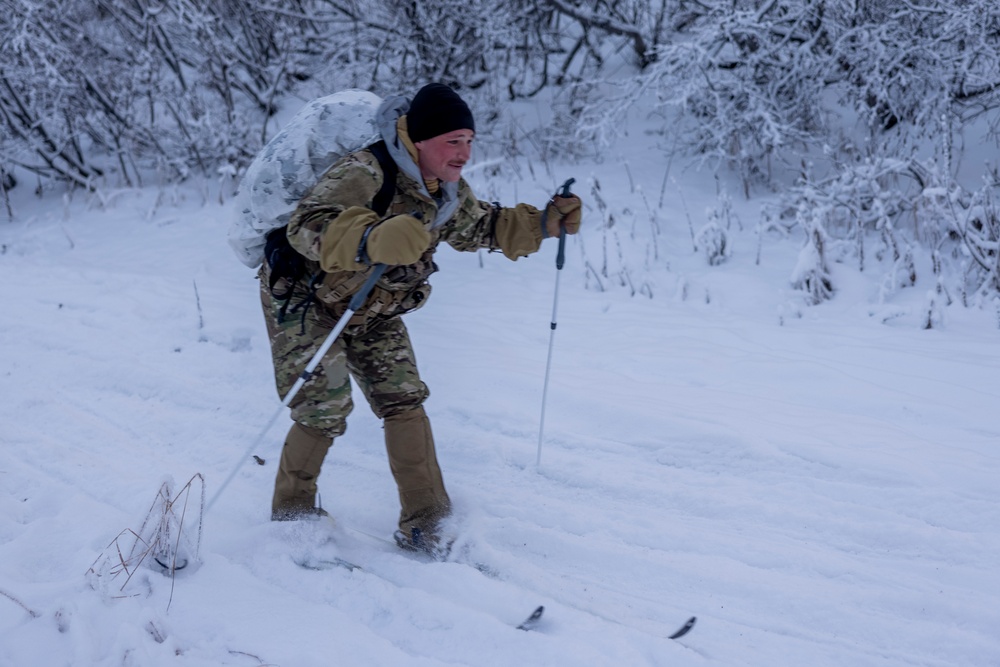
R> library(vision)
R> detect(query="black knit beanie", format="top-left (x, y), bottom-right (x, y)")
top-left (407, 83), bottom-right (475, 142)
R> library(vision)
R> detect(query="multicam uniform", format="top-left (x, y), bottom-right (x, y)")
top-left (262, 94), bottom-right (547, 539)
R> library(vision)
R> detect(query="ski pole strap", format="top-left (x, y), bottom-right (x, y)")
top-left (553, 178), bottom-right (575, 270)
top-left (556, 228), bottom-right (566, 270)
top-left (355, 224), bottom-right (376, 266)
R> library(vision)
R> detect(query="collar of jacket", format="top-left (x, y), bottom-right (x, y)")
top-left (376, 94), bottom-right (461, 230)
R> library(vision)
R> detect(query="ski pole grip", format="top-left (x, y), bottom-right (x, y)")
top-left (558, 178), bottom-right (575, 197)
top-left (349, 263), bottom-right (387, 310)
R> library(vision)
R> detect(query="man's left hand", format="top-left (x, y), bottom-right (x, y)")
top-left (544, 194), bottom-right (582, 238)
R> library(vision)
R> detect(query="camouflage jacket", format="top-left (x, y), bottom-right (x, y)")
top-left (282, 94), bottom-right (545, 330)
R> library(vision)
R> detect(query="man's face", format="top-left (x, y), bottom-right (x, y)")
top-left (414, 129), bottom-right (474, 183)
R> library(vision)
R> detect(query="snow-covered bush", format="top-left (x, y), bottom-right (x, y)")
top-left (0, 0), bottom-right (324, 185)
top-left (4, 0), bottom-right (1000, 315)
top-left (914, 164), bottom-right (1000, 306)
top-left (695, 222), bottom-right (729, 267)
top-left (571, 0), bottom-right (833, 191)
top-left (773, 152), bottom-right (1000, 308)
top-left (789, 197), bottom-right (835, 306)
top-left (779, 156), bottom-right (926, 304)
top-left (0, 0), bottom-right (635, 187)
top-left (572, 0), bottom-right (1000, 184)
top-left (696, 190), bottom-right (738, 266)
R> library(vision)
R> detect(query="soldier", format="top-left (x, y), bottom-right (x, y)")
top-left (261, 83), bottom-right (582, 555)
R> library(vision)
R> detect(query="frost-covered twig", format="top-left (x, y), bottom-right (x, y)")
top-left (674, 180), bottom-right (697, 252)
top-left (193, 280), bottom-right (206, 342)
top-left (0, 588), bottom-right (40, 618)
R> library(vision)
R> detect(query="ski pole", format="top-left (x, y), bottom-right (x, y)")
top-left (536, 178), bottom-right (575, 468)
top-left (207, 263), bottom-right (388, 512)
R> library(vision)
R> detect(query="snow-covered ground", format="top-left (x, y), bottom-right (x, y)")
top-left (1, 142), bottom-right (999, 667)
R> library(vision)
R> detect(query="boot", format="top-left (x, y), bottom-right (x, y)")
top-left (383, 406), bottom-right (451, 551)
top-left (272, 422), bottom-right (333, 520)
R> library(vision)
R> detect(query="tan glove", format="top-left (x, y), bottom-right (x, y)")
top-left (319, 206), bottom-right (379, 272)
top-left (544, 194), bottom-right (582, 238)
top-left (365, 214), bottom-right (430, 266)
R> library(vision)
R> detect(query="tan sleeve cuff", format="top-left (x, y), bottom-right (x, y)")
top-left (318, 206), bottom-right (380, 272)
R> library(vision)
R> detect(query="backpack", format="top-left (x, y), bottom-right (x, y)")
top-left (262, 140), bottom-right (397, 299)
top-left (227, 90), bottom-right (395, 269)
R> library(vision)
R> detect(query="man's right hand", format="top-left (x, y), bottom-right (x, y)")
top-left (544, 194), bottom-right (582, 238)
top-left (365, 214), bottom-right (430, 266)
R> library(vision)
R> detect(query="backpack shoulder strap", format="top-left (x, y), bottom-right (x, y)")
top-left (367, 140), bottom-right (398, 217)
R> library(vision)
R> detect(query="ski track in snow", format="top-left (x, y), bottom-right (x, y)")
top-left (1, 179), bottom-right (999, 667)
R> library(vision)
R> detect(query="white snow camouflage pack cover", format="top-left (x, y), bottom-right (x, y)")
top-left (227, 90), bottom-right (383, 268)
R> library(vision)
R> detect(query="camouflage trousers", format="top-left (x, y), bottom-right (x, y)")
top-left (259, 267), bottom-right (450, 531)
top-left (259, 272), bottom-right (430, 433)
